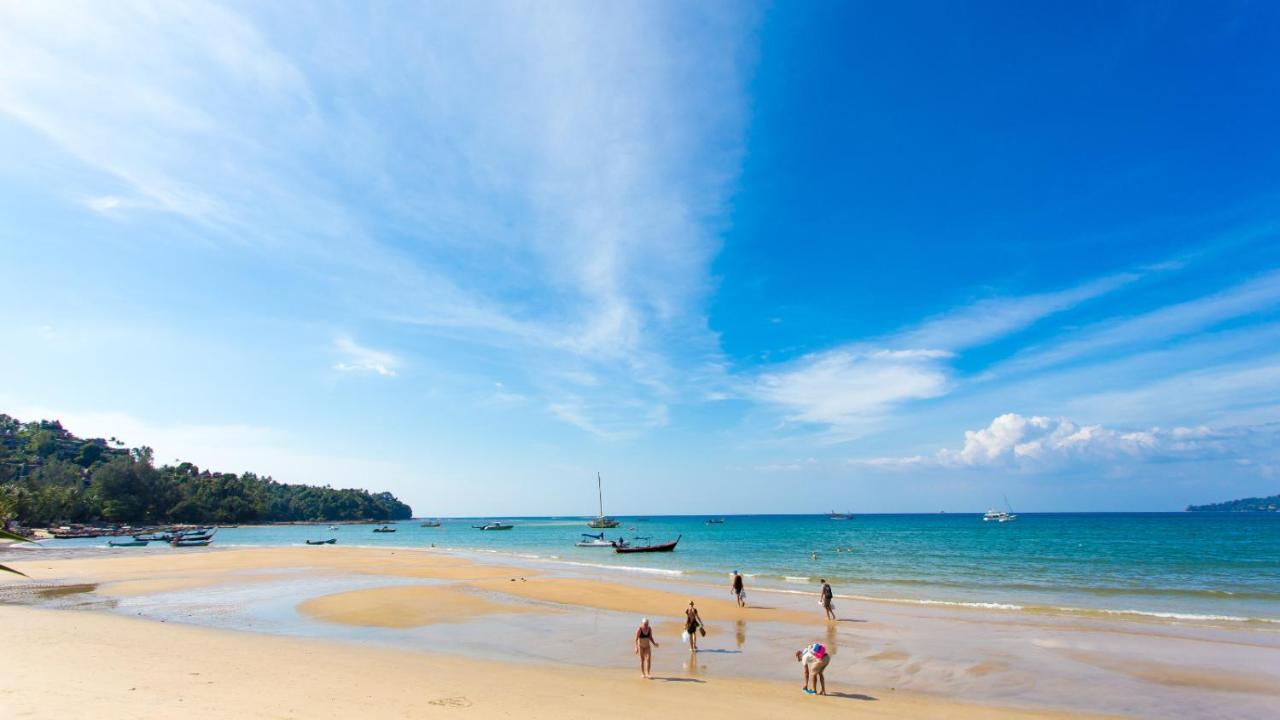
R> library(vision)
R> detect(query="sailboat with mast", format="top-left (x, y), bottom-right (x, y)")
top-left (587, 472), bottom-right (621, 528)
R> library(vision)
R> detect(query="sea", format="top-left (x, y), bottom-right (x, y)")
top-left (19, 512), bottom-right (1280, 626)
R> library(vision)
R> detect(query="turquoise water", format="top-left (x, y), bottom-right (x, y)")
top-left (28, 513), bottom-right (1280, 624)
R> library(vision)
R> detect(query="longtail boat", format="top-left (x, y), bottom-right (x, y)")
top-left (305, 538), bottom-right (337, 545)
top-left (614, 535), bottom-right (680, 553)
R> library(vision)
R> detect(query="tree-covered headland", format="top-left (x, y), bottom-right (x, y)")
top-left (0, 413), bottom-right (412, 526)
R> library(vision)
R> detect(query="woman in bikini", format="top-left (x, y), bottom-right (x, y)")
top-left (634, 617), bottom-right (659, 678)
top-left (684, 600), bottom-right (704, 651)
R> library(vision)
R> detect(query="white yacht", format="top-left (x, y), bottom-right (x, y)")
top-left (984, 496), bottom-right (1018, 522)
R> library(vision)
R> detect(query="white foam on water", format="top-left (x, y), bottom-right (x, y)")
top-left (1065, 607), bottom-right (1280, 624)
top-left (783, 576), bottom-right (811, 583)
top-left (550, 559), bottom-right (684, 577)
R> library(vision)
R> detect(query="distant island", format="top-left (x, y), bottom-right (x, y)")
top-left (0, 413), bottom-right (412, 527)
top-left (1186, 494), bottom-right (1280, 512)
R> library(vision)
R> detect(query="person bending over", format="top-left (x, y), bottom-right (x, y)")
top-left (795, 642), bottom-right (831, 695)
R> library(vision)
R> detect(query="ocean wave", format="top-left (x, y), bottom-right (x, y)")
top-left (748, 586), bottom-right (1279, 624)
top-left (549, 559), bottom-right (684, 577)
top-left (1050, 606), bottom-right (1280, 624)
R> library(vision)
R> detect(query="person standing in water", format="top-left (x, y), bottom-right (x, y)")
top-left (684, 600), bottom-right (704, 651)
top-left (731, 571), bottom-right (745, 607)
top-left (634, 617), bottom-right (659, 678)
top-left (820, 578), bottom-right (836, 621)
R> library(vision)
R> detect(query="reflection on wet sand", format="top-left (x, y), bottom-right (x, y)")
top-left (735, 619), bottom-right (746, 648)
top-left (683, 649), bottom-right (705, 676)
top-left (0, 581), bottom-right (116, 610)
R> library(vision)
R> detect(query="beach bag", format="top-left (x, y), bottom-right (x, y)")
top-left (699, 624), bottom-right (706, 637)
top-left (682, 630), bottom-right (690, 643)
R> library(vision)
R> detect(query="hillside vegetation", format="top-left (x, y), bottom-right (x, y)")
top-left (0, 413), bottom-right (412, 526)
top-left (1186, 494), bottom-right (1279, 512)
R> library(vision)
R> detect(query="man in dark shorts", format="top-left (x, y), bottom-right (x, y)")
top-left (731, 570), bottom-right (745, 607)
top-left (820, 578), bottom-right (835, 621)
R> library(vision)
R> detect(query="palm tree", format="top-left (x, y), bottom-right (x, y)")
top-left (0, 527), bottom-right (33, 576)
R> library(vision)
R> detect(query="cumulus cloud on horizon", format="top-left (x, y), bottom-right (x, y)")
top-left (854, 412), bottom-right (1277, 472)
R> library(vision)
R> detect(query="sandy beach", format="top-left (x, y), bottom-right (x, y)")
top-left (3, 546), bottom-right (1277, 719)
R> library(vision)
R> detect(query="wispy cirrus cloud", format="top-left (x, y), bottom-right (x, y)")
top-left (753, 349), bottom-right (951, 430)
top-left (0, 2), bottom-right (758, 437)
top-left (895, 272), bottom-right (1139, 352)
top-left (992, 268), bottom-right (1280, 379)
top-left (332, 337), bottom-right (398, 378)
top-left (746, 271), bottom-right (1141, 434)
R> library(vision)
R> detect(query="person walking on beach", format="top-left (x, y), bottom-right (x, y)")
top-left (731, 570), bottom-right (745, 607)
top-left (684, 600), bottom-right (705, 651)
top-left (795, 642), bottom-right (831, 695)
top-left (820, 579), bottom-right (836, 621)
top-left (635, 617), bottom-right (659, 678)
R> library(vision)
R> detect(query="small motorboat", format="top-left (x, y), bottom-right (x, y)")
top-left (328, 525), bottom-right (340, 530)
top-left (829, 511), bottom-right (853, 520)
top-left (372, 526), bottom-right (397, 533)
top-left (108, 539), bottom-right (149, 547)
top-left (420, 519), bottom-right (442, 528)
top-left (705, 518), bottom-right (725, 525)
top-left (473, 522), bottom-right (513, 531)
top-left (614, 535), bottom-right (680, 553)
top-left (576, 532), bottom-right (623, 548)
top-left (306, 538), bottom-right (337, 545)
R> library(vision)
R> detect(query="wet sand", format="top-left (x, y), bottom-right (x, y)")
top-left (472, 575), bottom-right (827, 626)
top-left (4, 546), bottom-right (1278, 719)
top-left (1, 604), bottom-right (1111, 720)
top-left (300, 584), bottom-right (555, 628)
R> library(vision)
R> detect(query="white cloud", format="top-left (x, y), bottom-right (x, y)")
top-left (84, 195), bottom-right (124, 212)
top-left (854, 412), bottom-right (1274, 470)
top-left (332, 337), bottom-right (398, 377)
top-left (0, 2), bottom-right (757, 438)
top-left (897, 272), bottom-right (1139, 352)
top-left (747, 272), bottom-right (1141, 435)
top-left (753, 348), bottom-right (950, 431)
top-left (994, 268), bottom-right (1280, 378)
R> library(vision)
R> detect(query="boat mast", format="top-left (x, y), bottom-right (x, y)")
top-left (597, 472), bottom-right (604, 518)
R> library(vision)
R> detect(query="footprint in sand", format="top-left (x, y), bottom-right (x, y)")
top-left (428, 697), bottom-right (473, 708)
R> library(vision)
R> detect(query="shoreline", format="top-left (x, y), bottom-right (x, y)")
top-left (4, 545), bottom-right (1279, 718)
top-left (8, 537), bottom-right (1280, 630)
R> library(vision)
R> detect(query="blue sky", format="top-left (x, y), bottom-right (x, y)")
top-left (3, 2), bottom-right (1279, 514)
